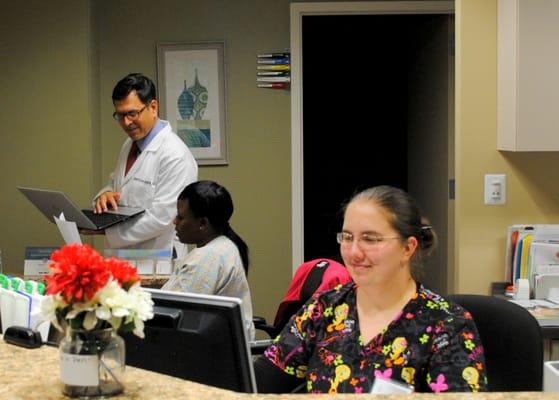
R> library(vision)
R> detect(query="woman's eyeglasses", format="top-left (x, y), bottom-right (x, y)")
top-left (336, 232), bottom-right (400, 250)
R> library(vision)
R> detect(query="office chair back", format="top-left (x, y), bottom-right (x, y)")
top-left (253, 259), bottom-right (351, 339)
top-left (272, 259), bottom-right (336, 329)
top-left (447, 294), bottom-right (543, 391)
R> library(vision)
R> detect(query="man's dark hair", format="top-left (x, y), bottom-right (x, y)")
top-left (112, 73), bottom-right (156, 104)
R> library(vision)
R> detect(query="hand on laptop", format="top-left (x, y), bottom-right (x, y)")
top-left (94, 191), bottom-right (121, 214)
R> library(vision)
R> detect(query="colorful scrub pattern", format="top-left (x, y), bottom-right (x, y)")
top-left (264, 283), bottom-right (487, 393)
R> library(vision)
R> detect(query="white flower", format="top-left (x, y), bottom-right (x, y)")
top-left (126, 283), bottom-right (154, 338)
top-left (62, 300), bottom-right (99, 331)
top-left (128, 283), bottom-right (154, 321)
top-left (39, 276), bottom-right (153, 337)
top-left (39, 294), bottom-right (64, 322)
top-left (66, 301), bottom-right (96, 320)
top-left (133, 318), bottom-right (145, 338)
top-left (39, 294), bottom-right (67, 332)
top-left (83, 310), bottom-right (98, 330)
top-left (96, 280), bottom-right (130, 318)
top-left (91, 280), bottom-right (153, 337)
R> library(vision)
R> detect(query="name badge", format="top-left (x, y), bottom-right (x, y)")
top-left (371, 376), bottom-right (414, 394)
top-left (133, 177), bottom-right (153, 185)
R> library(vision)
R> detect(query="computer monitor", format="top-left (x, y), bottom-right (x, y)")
top-left (123, 288), bottom-right (256, 393)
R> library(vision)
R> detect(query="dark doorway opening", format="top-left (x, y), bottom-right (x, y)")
top-left (302, 14), bottom-right (452, 294)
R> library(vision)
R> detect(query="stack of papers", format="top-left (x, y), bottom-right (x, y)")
top-left (510, 298), bottom-right (559, 326)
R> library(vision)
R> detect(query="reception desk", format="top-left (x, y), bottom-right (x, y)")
top-left (1, 338), bottom-right (556, 399)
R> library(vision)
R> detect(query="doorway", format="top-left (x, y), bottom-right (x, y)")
top-left (291, 2), bottom-right (455, 294)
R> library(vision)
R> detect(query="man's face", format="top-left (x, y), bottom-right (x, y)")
top-left (113, 91), bottom-right (158, 141)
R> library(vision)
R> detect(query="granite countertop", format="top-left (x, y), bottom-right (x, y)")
top-left (1, 338), bottom-right (244, 400)
top-left (1, 338), bottom-right (557, 399)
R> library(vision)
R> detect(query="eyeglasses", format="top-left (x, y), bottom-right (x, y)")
top-left (112, 104), bottom-right (148, 122)
top-left (336, 232), bottom-right (400, 250)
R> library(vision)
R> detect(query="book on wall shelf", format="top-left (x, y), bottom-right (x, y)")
top-left (256, 50), bottom-right (290, 90)
top-left (257, 64), bottom-right (291, 71)
top-left (257, 52), bottom-right (290, 58)
top-left (257, 57), bottom-right (290, 65)
top-left (257, 82), bottom-right (290, 89)
top-left (257, 71), bottom-right (290, 77)
top-left (257, 76), bottom-right (291, 83)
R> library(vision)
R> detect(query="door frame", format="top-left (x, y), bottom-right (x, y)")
top-left (290, 1), bottom-right (455, 274)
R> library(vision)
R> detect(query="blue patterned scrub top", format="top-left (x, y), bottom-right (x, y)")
top-left (162, 235), bottom-right (255, 340)
top-left (264, 282), bottom-right (488, 393)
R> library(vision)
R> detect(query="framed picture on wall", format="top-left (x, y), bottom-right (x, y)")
top-left (156, 41), bottom-right (228, 165)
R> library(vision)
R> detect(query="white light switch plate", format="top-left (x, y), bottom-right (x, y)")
top-left (484, 174), bottom-right (506, 205)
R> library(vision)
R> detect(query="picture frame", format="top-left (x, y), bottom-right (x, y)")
top-left (156, 41), bottom-right (228, 165)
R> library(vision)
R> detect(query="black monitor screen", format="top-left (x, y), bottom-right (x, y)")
top-left (123, 289), bottom-right (256, 393)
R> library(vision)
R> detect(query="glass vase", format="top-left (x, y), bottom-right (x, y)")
top-left (59, 327), bottom-right (125, 397)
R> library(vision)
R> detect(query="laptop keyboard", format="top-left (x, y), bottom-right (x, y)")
top-left (82, 209), bottom-right (128, 228)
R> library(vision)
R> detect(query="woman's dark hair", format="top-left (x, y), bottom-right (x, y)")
top-left (112, 73), bottom-right (156, 104)
top-left (347, 185), bottom-right (437, 279)
top-left (178, 180), bottom-right (249, 274)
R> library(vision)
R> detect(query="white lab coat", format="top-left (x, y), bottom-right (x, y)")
top-left (95, 121), bottom-right (198, 250)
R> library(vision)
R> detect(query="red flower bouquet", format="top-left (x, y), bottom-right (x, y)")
top-left (41, 243), bottom-right (153, 337)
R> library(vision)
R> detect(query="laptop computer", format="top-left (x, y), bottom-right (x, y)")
top-left (18, 186), bottom-right (145, 231)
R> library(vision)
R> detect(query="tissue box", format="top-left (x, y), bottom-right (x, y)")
top-left (545, 361), bottom-right (559, 391)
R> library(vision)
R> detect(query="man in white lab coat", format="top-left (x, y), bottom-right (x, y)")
top-left (82, 73), bottom-right (198, 251)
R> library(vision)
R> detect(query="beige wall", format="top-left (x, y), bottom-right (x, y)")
top-left (0, 0), bottom-right (97, 269)
top-left (1, 0), bottom-right (293, 324)
top-left (455, 0), bottom-right (559, 294)
top-left (4, 0), bottom-right (559, 322)
top-left (94, 0), bottom-right (293, 324)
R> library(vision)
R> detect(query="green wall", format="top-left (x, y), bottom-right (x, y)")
top-left (1, 0), bottom-right (293, 324)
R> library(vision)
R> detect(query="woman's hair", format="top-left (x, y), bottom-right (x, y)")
top-left (347, 185), bottom-right (437, 278)
top-left (178, 180), bottom-right (249, 274)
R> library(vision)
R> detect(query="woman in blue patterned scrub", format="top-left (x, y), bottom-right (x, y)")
top-left (257, 185), bottom-right (487, 393)
top-left (162, 180), bottom-right (254, 340)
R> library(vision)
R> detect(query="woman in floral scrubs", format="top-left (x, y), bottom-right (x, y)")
top-left (257, 186), bottom-right (487, 393)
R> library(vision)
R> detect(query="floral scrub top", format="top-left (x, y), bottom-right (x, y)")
top-left (264, 282), bottom-right (488, 394)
